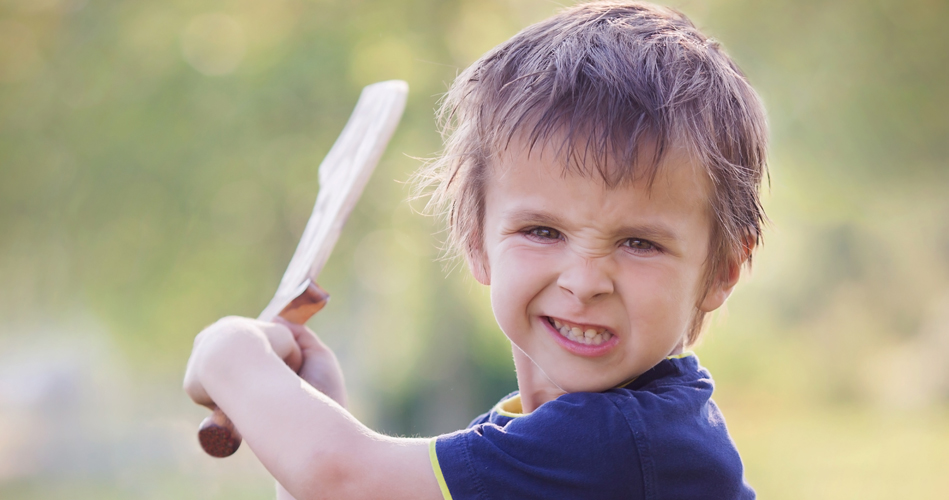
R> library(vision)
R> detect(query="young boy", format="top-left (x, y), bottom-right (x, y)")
top-left (184, 2), bottom-right (767, 499)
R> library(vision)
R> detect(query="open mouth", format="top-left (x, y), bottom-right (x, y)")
top-left (546, 316), bottom-right (613, 346)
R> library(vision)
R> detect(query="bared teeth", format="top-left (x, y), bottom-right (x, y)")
top-left (548, 317), bottom-right (612, 346)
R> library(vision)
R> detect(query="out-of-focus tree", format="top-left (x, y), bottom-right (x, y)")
top-left (1, 0), bottom-right (948, 498)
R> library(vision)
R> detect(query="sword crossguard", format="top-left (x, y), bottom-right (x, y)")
top-left (197, 280), bottom-right (330, 458)
top-left (278, 281), bottom-right (331, 325)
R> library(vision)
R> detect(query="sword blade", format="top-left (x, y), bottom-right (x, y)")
top-left (258, 80), bottom-right (408, 321)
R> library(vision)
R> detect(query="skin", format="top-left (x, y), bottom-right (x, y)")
top-left (184, 317), bottom-right (441, 500)
top-left (469, 139), bottom-right (746, 412)
top-left (183, 138), bottom-right (746, 499)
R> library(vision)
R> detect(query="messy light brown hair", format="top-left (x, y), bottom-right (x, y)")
top-left (414, 1), bottom-right (768, 345)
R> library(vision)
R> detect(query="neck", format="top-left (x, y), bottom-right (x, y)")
top-left (511, 339), bottom-right (689, 413)
top-left (512, 346), bottom-right (565, 413)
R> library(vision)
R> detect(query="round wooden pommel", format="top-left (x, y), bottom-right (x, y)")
top-left (198, 408), bottom-right (242, 458)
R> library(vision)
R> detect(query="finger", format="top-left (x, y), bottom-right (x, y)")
top-left (183, 343), bottom-right (214, 407)
top-left (273, 317), bottom-right (327, 353)
top-left (183, 368), bottom-right (215, 408)
top-left (256, 320), bottom-right (303, 372)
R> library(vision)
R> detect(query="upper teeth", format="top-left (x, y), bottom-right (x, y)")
top-left (551, 318), bottom-right (612, 346)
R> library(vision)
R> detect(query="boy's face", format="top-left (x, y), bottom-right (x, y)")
top-left (472, 139), bottom-right (736, 394)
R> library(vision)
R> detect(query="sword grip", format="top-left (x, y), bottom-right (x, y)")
top-left (198, 281), bottom-right (330, 458)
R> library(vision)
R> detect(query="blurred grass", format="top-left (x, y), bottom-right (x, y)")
top-left (1, 0), bottom-right (948, 498)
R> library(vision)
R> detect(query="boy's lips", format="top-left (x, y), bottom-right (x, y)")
top-left (543, 316), bottom-right (618, 356)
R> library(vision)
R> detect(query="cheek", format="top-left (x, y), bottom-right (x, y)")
top-left (489, 280), bottom-right (527, 345)
top-left (488, 247), bottom-right (554, 327)
top-left (618, 263), bottom-right (698, 325)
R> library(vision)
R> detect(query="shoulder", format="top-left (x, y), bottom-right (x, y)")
top-left (433, 355), bottom-right (754, 499)
top-left (607, 354), bottom-right (755, 499)
top-left (466, 389), bottom-right (639, 462)
top-left (468, 389), bottom-right (628, 430)
top-left (605, 353), bottom-right (715, 421)
top-left (434, 391), bottom-right (644, 499)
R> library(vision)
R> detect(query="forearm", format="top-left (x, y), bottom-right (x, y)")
top-left (197, 327), bottom-right (355, 491)
top-left (277, 483), bottom-right (296, 500)
top-left (194, 325), bottom-right (439, 500)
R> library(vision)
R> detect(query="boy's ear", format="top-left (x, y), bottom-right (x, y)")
top-left (465, 247), bottom-right (491, 285)
top-left (698, 235), bottom-right (755, 312)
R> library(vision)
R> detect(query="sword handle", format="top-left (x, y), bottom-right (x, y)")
top-left (197, 281), bottom-right (330, 458)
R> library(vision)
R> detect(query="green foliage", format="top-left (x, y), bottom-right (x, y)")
top-left (1, 0), bottom-right (948, 497)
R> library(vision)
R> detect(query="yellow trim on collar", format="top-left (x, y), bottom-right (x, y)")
top-left (429, 438), bottom-right (453, 500)
top-left (494, 394), bottom-right (526, 418)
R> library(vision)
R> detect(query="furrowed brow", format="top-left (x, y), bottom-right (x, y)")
top-left (503, 209), bottom-right (566, 228)
top-left (505, 209), bottom-right (678, 243)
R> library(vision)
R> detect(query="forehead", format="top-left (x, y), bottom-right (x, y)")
top-left (487, 136), bottom-right (712, 217)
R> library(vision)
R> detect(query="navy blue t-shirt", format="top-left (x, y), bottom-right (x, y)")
top-left (430, 354), bottom-right (755, 499)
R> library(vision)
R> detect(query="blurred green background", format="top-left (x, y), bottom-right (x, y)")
top-left (1, 0), bottom-right (948, 498)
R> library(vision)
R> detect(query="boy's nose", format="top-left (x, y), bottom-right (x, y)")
top-left (557, 256), bottom-right (614, 303)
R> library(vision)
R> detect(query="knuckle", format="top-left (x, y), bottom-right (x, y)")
top-left (215, 315), bottom-right (246, 328)
top-left (210, 316), bottom-right (257, 336)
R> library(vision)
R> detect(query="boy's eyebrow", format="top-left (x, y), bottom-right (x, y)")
top-left (503, 209), bottom-right (680, 241)
top-left (503, 209), bottom-right (566, 228)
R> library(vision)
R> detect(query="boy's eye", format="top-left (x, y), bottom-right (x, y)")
top-left (622, 238), bottom-right (657, 253)
top-left (525, 227), bottom-right (562, 241)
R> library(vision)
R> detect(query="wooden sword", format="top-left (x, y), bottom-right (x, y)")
top-left (197, 80), bottom-right (408, 458)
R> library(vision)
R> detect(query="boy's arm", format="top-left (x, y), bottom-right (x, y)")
top-left (273, 319), bottom-right (348, 500)
top-left (184, 317), bottom-right (442, 500)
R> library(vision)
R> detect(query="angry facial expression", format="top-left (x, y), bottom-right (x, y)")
top-left (472, 139), bottom-right (736, 399)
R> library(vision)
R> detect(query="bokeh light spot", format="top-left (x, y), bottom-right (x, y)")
top-left (180, 13), bottom-right (246, 76)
